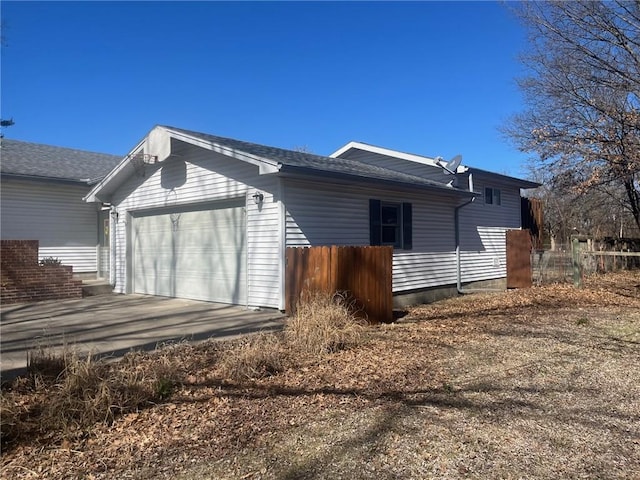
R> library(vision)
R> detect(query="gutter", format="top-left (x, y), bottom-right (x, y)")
top-left (109, 205), bottom-right (118, 287)
top-left (1, 172), bottom-right (94, 186)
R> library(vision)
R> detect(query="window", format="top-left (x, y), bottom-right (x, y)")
top-left (485, 187), bottom-right (501, 205)
top-left (369, 199), bottom-right (412, 249)
top-left (381, 203), bottom-right (401, 246)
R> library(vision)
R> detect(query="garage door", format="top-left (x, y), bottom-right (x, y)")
top-left (132, 202), bottom-right (246, 304)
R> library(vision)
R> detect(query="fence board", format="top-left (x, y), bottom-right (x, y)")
top-left (507, 229), bottom-right (533, 288)
top-left (285, 246), bottom-right (331, 312)
top-left (286, 246), bottom-right (393, 324)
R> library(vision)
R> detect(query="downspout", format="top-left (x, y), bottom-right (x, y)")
top-left (245, 192), bottom-right (250, 310)
top-left (455, 172), bottom-right (506, 294)
top-left (109, 206), bottom-right (117, 287)
top-left (455, 198), bottom-right (475, 294)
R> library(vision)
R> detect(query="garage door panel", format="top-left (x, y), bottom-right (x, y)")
top-left (133, 204), bottom-right (246, 304)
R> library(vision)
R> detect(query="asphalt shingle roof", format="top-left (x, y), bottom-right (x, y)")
top-left (164, 126), bottom-right (469, 193)
top-left (0, 139), bottom-right (122, 184)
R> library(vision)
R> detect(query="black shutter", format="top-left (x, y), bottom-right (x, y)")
top-left (402, 202), bottom-right (412, 250)
top-left (369, 199), bottom-right (381, 246)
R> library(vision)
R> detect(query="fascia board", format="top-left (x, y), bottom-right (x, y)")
top-left (330, 141), bottom-right (441, 167)
top-left (468, 167), bottom-right (541, 189)
top-left (165, 127), bottom-right (280, 174)
top-left (85, 126), bottom-right (282, 203)
top-left (1, 172), bottom-right (92, 186)
top-left (329, 141), bottom-right (361, 158)
top-left (84, 136), bottom-right (146, 203)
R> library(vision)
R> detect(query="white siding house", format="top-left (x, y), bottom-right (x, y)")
top-left (0, 140), bottom-right (121, 275)
top-left (86, 126), bottom-right (538, 310)
top-left (108, 140), bottom-right (281, 308)
top-left (330, 142), bottom-right (539, 292)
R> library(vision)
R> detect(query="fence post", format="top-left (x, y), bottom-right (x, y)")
top-left (571, 236), bottom-right (583, 288)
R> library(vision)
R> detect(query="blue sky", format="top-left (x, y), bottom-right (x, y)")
top-left (1, 1), bottom-right (531, 177)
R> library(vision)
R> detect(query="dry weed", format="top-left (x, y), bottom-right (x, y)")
top-left (26, 345), bottom-right (69, 385)
top-left (218, 332), bottom-right (285, 381)
top-left (286, 291), bottom-right (366, 357)
top-left (42, 353), bottom-right (147, 433)
top-left (0, 392), bottom-right (21, 443)
top-left (2, 347), bottom-right (184, 444)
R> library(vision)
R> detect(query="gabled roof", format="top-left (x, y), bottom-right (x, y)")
top-left (165, 126), bottom-right (473, 191)
top-left (331, 141), bottom-right (540, 189)
top-left (86, 126), bottom-right (476, 202)
top-left (0, 139), bottom-right (122, 184)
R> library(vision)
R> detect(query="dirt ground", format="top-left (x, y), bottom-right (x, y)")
top-left (2, 271), bottom-right (639, 480)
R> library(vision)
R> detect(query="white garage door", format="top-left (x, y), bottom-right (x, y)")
top-left (132, 202), bottom-right (246, 304)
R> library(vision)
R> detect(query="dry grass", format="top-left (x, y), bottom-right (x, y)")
top-left (1, 291), bottom-right (366, 445)
top-left (285, 291), bottom-right (366, 356)
top-left (42, 354), bottom-right (142, 432)
top-left (0, 392), bottom-right (21, 444)
top-left (1, 347), bottom-right (182, 445)
top-left (220, 291), bottom-right (366, 380)
top-left (1, 272), bottom-right (638, 479)
top-left (218, 332), bottom-right (286, 381)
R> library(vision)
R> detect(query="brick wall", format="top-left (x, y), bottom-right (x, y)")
top-left (1, 240), bottom-right (83, 304)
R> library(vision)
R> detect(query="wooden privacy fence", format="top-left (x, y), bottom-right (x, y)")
top-left (285, 246), bottom-right (393, 324)
top-left (506, 229), bottom-right (533, 288)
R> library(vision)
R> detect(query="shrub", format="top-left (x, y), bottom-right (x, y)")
top-left (285, 291), bottom-right (366, 357)
top-left (39, 256), bottom-right (61, 266)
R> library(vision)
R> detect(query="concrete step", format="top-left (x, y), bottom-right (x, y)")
top-left (82, 280), bottom-right (113, 297)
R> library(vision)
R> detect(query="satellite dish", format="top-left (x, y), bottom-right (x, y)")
top-left (435, 154), bottom-right (462, 175)
top-left (447, 154), bottom-right (462, 172)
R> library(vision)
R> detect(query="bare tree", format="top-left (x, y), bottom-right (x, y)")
top-left (526, 157), bottom-right (639, 248)
top-left (292, 145), bottom-right (313, 154)
top-left (505, 1), bottom-right (640, 232)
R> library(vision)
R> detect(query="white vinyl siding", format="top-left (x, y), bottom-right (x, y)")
top-left (284, 174), bottom-right (524, 291)
top-left (337, 149), bottom-right (529, 285)
top-left (105, 136), bottom-right (528, 306)
top-left (283, 179), bottom-right (460, 292)
top-left (110, 143), bottom-right (281, 308)
top-left (246, 186), bottom-right (281, 307)
top-left (0, 178), bottom-right (99, 272)
top-left (284, 180), bottom-right (369, 247)
top-left (457, 174), bottom-right (523, 282)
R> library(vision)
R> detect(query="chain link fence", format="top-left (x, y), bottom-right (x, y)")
top-left (532, 247), bottom-right (573, 285)
top-left (532, 238), bottom-right (640, 285)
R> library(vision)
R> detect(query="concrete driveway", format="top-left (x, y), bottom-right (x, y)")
top-left (0, 294), bottom-right (285, 380)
